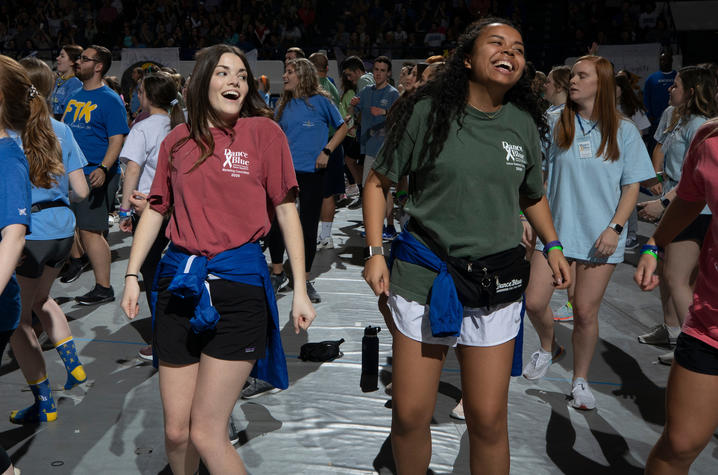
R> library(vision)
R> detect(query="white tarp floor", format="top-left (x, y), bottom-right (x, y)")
top-left (1, 205), bottom-right (716, 474)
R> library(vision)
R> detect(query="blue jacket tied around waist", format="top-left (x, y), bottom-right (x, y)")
top-left (152, 242), bottom-right (289, 389)
top-left (389, 228), bottom-right (524, 376)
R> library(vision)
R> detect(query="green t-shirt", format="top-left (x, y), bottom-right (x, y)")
top-left (372, 99), bottom-right (544, 304)
top-left (339, 90), bottom-right (357, 138)
top-left (319, 77), bottom-right (341, 106)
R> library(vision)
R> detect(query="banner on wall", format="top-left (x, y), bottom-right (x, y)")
top-left (566, 43), bottom-right (682, 88)
top-left (121, 48), bottom-right (180, 73)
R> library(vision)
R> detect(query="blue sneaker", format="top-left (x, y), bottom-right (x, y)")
top-left (382, 226), bottom-right (398, 241)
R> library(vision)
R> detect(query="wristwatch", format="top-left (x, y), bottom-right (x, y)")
top-left (322, 147), bottom-right (332, 155)
top-left (661, 197), bottom-right (671, 208)
top-left (365, 246), bottom-right (385, 260)
top-left (97, 164), bottom-right (108, 174)
top-left (608, 222), bottom-right (623, 234)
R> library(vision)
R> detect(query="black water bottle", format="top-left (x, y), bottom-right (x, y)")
top-left (361, 325), bottom-right (381, 392)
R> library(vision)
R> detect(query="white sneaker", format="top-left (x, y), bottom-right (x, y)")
top-left (658, 350), bottom-right (674, 365)
top-left (317, 236), bottom-right (334, 249)
top-left (638, 324), bottom-right (678, 346)
top-left (571, 378), bottom-right (596, 410)
top-left (450, 400), bottom-right (465, 421)
top-left (523, 345), bottom-right (564, 380)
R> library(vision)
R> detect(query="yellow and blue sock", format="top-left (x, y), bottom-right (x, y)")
top-left (55, 336), bottom-right (86, 390)
top-left (9, 377), bottom-right (57, 423)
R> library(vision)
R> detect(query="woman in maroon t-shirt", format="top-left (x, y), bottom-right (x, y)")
top-left (121, 45), bottom-right (315, 475)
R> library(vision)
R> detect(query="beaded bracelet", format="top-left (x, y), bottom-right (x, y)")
top-left (543, 240), bottom-right (563, 258)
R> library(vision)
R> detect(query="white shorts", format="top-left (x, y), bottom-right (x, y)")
top-left (388, 293), bottom-right (522, 347)
top-left (362, 155), bottom-right (376, 186)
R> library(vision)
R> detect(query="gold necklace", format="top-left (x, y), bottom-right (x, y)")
top-left (468, 102), bottom-right (502, 119)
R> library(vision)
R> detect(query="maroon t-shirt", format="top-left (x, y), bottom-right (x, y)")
top-left (149, 117), bottom-right (298, 258)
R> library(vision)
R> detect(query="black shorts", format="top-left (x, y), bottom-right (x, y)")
top-left (153, 277), bottom-right (268, 364)
top-left (674, 332), bottom-right (718, 375)
top-left (672, 214), bottom-right (711, 244)
top-left (71, 172), bottom-right (120, 232)
top-left (16, 236), bottom-right (74, 278)
top-left (343, 135), bottom-right (360, 160)
top-left (322, 145), bottom-right (345, 198)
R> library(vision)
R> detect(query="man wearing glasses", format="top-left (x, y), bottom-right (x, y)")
top-left (62, 45), bottom-right (129, 305)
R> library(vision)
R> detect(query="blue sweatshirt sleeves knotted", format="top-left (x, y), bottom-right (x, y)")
top-left (151, 242), bottom-right (289, 389)
top-left (388, 230), bottom-right (463, 337)
top-left (388, 228), bottom-right (524, 377)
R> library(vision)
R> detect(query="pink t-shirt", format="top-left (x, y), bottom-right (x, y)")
top-left (676, 120), bottom-right (718, 349)
top-left (149, 117), bottom-right (298, 258)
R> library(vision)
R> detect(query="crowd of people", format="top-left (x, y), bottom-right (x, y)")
top-left (0, 7), bottom-right (717, 475)
top-left (1, 1), bottom-right (677, 66)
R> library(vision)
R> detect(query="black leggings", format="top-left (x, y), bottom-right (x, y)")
top-left (268, 171), bottom-right (323, 273)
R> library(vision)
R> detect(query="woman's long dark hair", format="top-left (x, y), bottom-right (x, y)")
top-left (381, 18), bottom-right (548, 168)
top-left (615, 74), bottom-right (645, 118)
top-left (170, 44), bottom-right (272, 172)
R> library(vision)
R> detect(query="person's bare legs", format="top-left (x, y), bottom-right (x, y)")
top-left (571, 262), bottom-right (615, 380)
top-left (663, 240), bottom-right (701, 327)
top-left (69, 229), bottom-right (84, 259)
top-left (344, 155), bottom-right (362, 188)
top-left (189, 355), bottom-right (254, 474)
top-left (645, 363), bottom-right (718, 474)
top-left (391, 330), bottom-right (448, 474)
top-left (79, 229), bottom-right (111, 288)
top-left (525, 251), bottom-right (558, 352)
top-left (159, 362), bottom-right (200, 475)
top-left (11, 275), bottom-right (46, 383)
top-left (457, 339), bottom-right (515, 474)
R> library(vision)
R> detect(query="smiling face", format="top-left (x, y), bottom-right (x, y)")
top-left (464, 23), bottom-right (525, 90)
top-left (56, 49), bottom-right (74, 75)
top-left (283, 64), bottom-right (299, 92)
top-left (668, 74), bottom-right (687, 107)
top-left (208, 52), bottom-right (249, 124)
top-left (569, 60), bottom-right (599, 107)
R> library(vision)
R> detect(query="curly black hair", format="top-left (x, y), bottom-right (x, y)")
top-left (381, 17), bottom-right (549, 168)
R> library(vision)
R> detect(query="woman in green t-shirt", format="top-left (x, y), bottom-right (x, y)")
top-left (363, 17), bottom-right (570, 474)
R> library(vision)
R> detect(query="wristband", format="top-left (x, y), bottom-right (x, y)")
top-left (118, 210), bottom-right (133, 218)
top-left (124, 273), bottom-right (139, 279)
top-left (542, 240), bottom-right (563, 258)
top-left (322, 147), bottom-right (331, 155)
top-left (97, 164), bottom-right (108, 175)
top-left (119, 207), bottom-right (131, 213)
top-left (642, 250), bottom-right (659, 261)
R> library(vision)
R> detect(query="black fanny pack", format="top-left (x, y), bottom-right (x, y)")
top-left (408, 221), bottom-right (530, 308)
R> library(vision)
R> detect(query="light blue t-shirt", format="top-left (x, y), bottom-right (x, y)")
top-left (9, 120), bottom-right (88, 240)
top-left (542, 110), bottom-right (655, 263)
top-left (357, 84), bottom-right (399, 156)
top-left (63, 85), bottom-right (130, 175)
top-left (276, 95), bottom-right (344, 173)
top-left (50, 76), bottom-right (82, 116)
top-left (660, 113), bottom-right (710, 214)
top-left (0, 137), bottom-right (31, 331)
top-left (661, 114), bottom-right (709, 182)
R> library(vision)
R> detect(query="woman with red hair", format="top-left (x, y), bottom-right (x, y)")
top-left (522, 56), bottom-right (655, 409)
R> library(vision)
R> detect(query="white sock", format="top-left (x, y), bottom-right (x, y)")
top-left (319, 221), bottom-right (332, 240)
top-left (666, 325), bottom-right (681, 338)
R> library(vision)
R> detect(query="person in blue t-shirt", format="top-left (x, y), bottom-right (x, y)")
top-left (351, 56), bottom-right (400, 238)
top-left (62, 45), bottom-right (129, 305)
top-left (644, 51), bottom-right (677, 131)
top-left (0, 55), bottom-right (62, 436)
top-left (636, 66), bottom-right (718, 364)
top-left (268, 58), bottom-right (347, 304)
top-left (0, 56), bottom-right (34, 475)
top-left (523, 56), bottom-right (655, 410)
top-left (49, 45), bottom-right (83, 120)
top-left (7, 58), bottom-right (91, 426)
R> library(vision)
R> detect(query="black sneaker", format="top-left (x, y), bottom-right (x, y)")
top-left (59, 257), bottom-right (89, 284)
top-left (270, 271), bottom-right (289, 295)
top-left (75, 284), bottom-right (115, 305)
top-left (306, 281), bottom-right (321, 303)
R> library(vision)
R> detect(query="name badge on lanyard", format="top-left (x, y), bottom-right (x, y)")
top-left (578, 140), bottom-right (593, 158)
